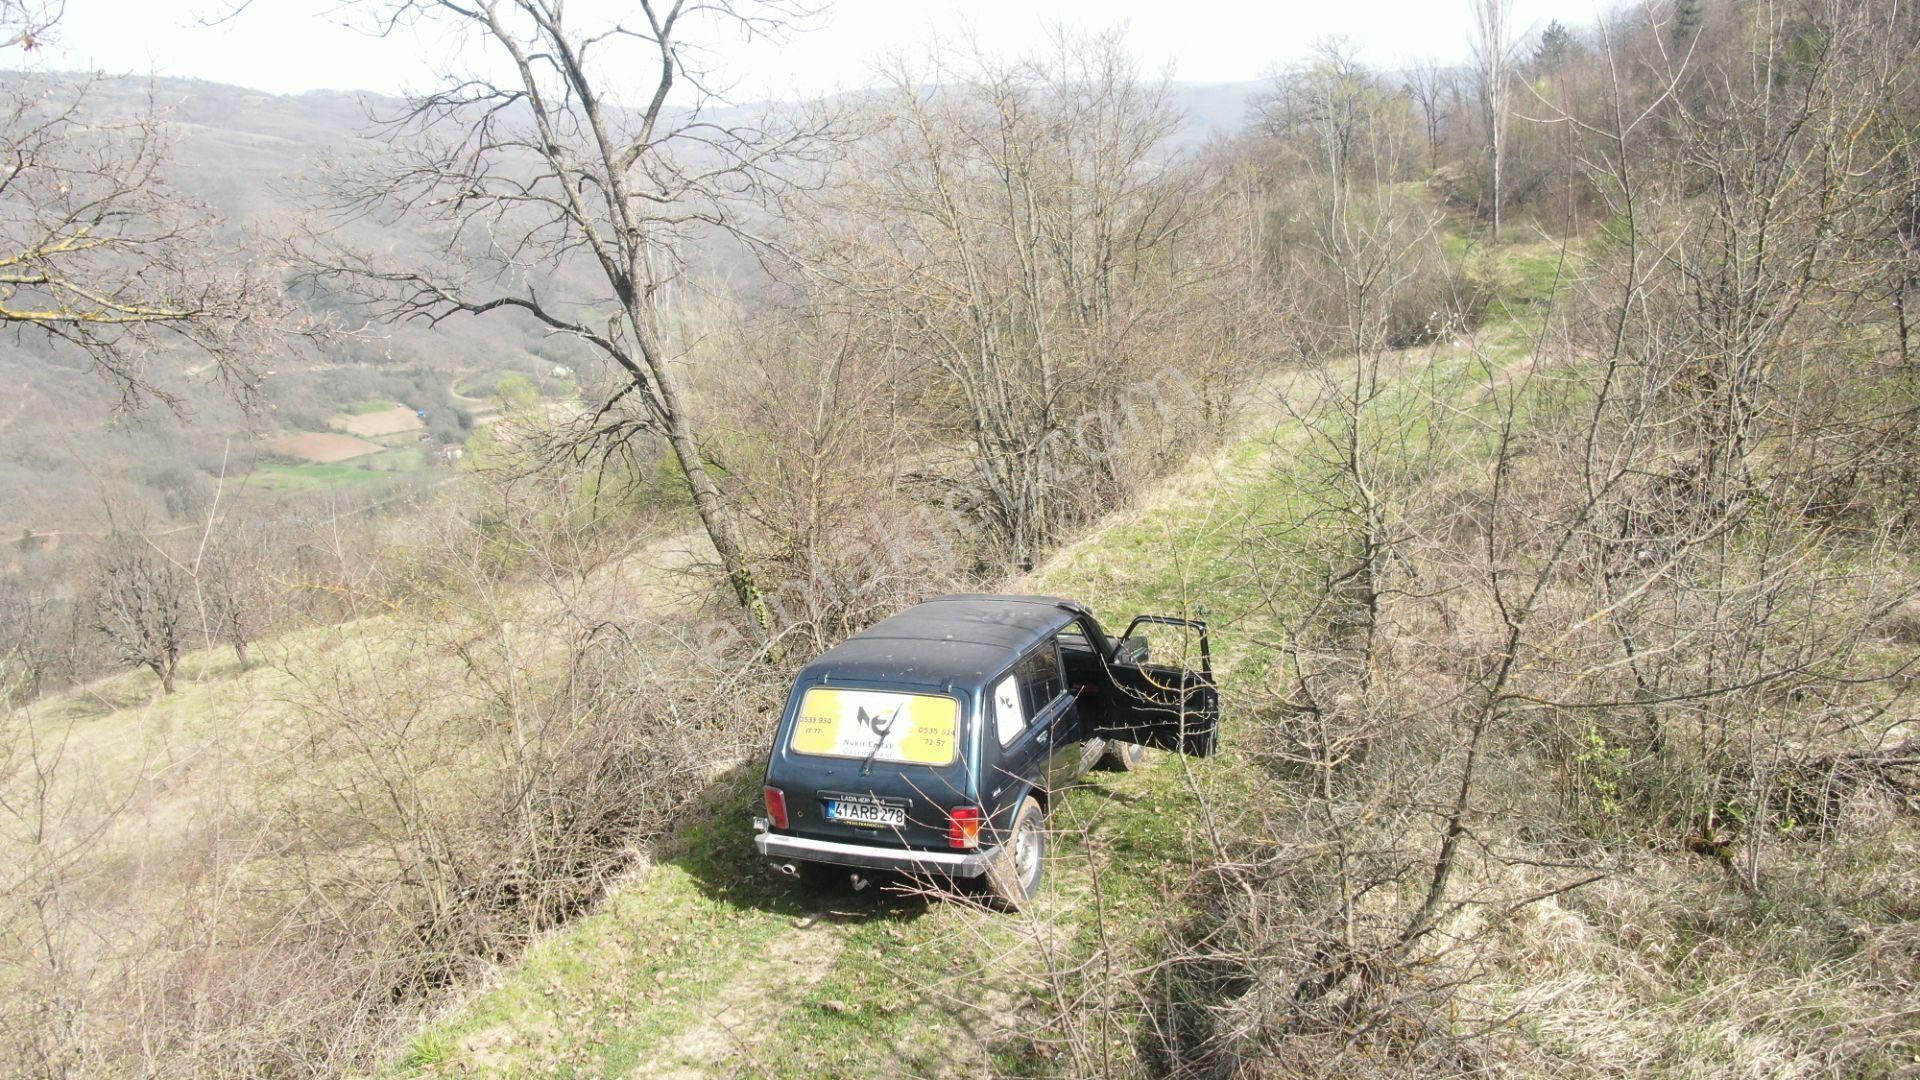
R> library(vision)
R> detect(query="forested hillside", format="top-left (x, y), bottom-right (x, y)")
top-left (0, 63), bottom-right (1261, 702)
top-left (0, 72), bottom-right (1261, 535)
top-left (3, 0), bottom-right (1918, 1077)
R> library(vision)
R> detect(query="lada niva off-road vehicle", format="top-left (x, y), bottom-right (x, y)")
top-left (753, 595), bottom-right (1218, 909)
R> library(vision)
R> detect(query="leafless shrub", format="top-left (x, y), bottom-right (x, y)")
top-left (86, 526), bottom-right (192, 695)
top-left (720, 301), bottom-right (974, 649)
top-left (779, 31), bottom-right (1269, 570)
top-left (0, 468), bottom-right (785, 1075)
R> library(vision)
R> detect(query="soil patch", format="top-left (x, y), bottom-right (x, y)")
top-left (333, 406), bottom-right (426, 438)
top-left (269, 432), bottom-right (384, 463)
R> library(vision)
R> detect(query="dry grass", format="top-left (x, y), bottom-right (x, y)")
top-left (270, 431), bottom-right (384, 463)
top-left (332, 406), bottom-right (426, 439)
top-left (0, 498), bottom-right (755, 1076)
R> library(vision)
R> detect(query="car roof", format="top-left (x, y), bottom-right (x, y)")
top-left (797, 595), bottom-right (1089, 694)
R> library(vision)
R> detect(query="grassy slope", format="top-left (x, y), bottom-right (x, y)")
top-left (2, 526), bottom-right (712, 1040)
top-left (381, 359), bottom-right (1424, 1076)
top-left (248, 453), bottom-right (426, 491)
top-left (391, 236), bottom-right (1920, 1077)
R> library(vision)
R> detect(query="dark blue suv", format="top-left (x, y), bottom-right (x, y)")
top-left (754, 595), bottom-right (1218, 908)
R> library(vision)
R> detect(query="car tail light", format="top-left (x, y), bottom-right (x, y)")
top-left (763, 786), bottom-right (790, 830)
top-left (948, 806), bottom-right (982, 849)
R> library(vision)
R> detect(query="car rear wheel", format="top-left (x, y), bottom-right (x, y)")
top-left (1102, 740), bottom-right (1147, 771)
top-left (985, 796), bottom-right (1046, 911)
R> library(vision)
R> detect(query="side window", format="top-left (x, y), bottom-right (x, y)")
top-left (992, 674), bottom-right (1026, 747)
top-left (1016, 640), bottom-right (1064, 717)
top-left (1058, 622), bottom-right (1091, 655)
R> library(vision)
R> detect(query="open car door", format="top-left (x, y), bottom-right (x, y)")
top-left (1094, 615), bottom-right (1219, 757)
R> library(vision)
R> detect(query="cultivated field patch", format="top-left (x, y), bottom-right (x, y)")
top-left (268, 431), bottom-right (384, 463)
top-left (332, 405), bottom-right (426, 439)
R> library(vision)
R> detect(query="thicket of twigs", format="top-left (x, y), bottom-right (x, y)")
top-left (0, 23), bottom-right (1275, 1077)
top-left (0, 472), bottom-right (783, 1074)
top-left (1008, 4), bottom-right (1920, 1075)
top-left (6, 0), bottom-right (1920, 1075)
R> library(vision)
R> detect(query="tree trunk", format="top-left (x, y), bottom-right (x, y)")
top-left (1897, 273), bottom-right (1912, 370)
top-left (1492, 139), bottom-right (1503, 241)
top-left (650, 369), bottom-right (771, 639)
top-left (153, 661), bottom-right (176, 695)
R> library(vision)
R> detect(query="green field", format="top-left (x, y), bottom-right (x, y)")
top-left (249, 448), bottom-right (431, 492)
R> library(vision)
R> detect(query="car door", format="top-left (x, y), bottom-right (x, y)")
top-left (984, 661), bottom-right (1047, 817)
top-left (1015, 639), bottom-right (1082, 791)
top-left (1093, 615), bottom-right (1220, 757)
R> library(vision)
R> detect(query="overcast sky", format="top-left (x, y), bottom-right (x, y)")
top-left (33, 0), bottom-right (1604, 100)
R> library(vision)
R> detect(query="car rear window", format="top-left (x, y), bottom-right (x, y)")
top-left (787, 687), bottom-right (961, 767)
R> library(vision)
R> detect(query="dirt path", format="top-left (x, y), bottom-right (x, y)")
top-left (638, 913), bottom-right (852, 1078)
top-left (391, 352), bottom-right (1478, 1077)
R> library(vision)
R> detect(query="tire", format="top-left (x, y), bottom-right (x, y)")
top-left (984, 796), bottom-right (1047, 911)
top-left (1102, 739), bottom-right (1147, 772)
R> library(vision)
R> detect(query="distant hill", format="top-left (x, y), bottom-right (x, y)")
top-left (0, 74), bottom-right (600, 532)
top-left (0, 72), bottom-right (1262, 534)
top-left (1164, 79), bottom-right (1266, 149)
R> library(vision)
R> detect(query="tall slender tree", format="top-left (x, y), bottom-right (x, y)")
top-left (306, 0), bottom-right (825, 636)
top-left (1470, 0), bottom-right (1515, 240)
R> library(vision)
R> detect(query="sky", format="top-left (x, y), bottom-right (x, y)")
top-left (34, 0), bottom-right (1605, 100)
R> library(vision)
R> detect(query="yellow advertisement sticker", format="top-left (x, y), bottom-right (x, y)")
top-left (789, 688), bottom-right (959, 766)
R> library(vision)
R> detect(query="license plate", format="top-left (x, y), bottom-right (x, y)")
top-left (824, 799), bottom-right (906, 828)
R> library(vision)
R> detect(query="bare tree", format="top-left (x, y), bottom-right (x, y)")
top-left (1470, 0), bottom-right (1515, 239)
top-left (197, 515), bottom-right (269, 668)
top-left (1402, 57), bottom-right (1453, 173)
top-left (0, 7), bottom-right (294, 409)
top-left (0, 577), bottom-right (63, 702)
top-left (1254, 38), bottom-right (1390, 205)
top-left (303, 0), bottom-right (826, 636)
top-left (89, 529), bottom-right (190, 694)
top-left (788, 33), bottom-right (1237, 567)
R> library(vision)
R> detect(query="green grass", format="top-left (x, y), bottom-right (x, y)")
top-left (346, 399), bottom-right (399, 415)
top-left (386, 365), bottom-right (1348, 1076)
top-left (248, 449), bottom-right (429, 492)
top-left (363, 447), bottom-right (427, 472)
top-left (249, 460), bottom-right (397, 492)
top-left (1442, 231), bottom-right (1580, 331)
top-left (451, 369), bottom-right (546, 401)
top-left (1501, 242), bottom-right (1573, 306)
top-left (377, 266), bottom-right (1560, 1074)
top-left (383, 768), bottom-right (836, 1075)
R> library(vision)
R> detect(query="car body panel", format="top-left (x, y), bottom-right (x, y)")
top-left (758, 595), bottom-right (1220, 877)
top-left (766, 678), bottom-right (976, 851)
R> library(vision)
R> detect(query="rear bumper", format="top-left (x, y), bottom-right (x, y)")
top-left (753, 818), bottom-right (995, 878)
